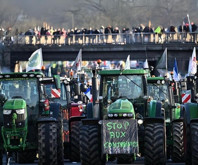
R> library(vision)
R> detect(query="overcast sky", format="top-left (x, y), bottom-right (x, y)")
top-left (1, 0), bottom-right (198, 29)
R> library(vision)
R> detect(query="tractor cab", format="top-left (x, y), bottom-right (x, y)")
top-left (100, 69), bottom-right (147, 110)
top-left (101, 73), bottom-right (145, 119)
top-left (147, 77), bottom-right (176, 120)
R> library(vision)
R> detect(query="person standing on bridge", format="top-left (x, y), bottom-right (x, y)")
top-left (143, 26), bottom-right (153, 43)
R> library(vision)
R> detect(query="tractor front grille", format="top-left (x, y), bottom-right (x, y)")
top-left (10, 139), bottom-right (20, 146)
top-left (3, 111), bottom-right (26, 128)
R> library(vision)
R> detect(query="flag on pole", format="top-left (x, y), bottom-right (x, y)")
top-left (84, 87), bottom-right (93, 102)
top-left (26, 48), bottom-right (43, 72)
top-left (19, 63), bottom-right (23, 72)
top-left (143, 59), bottom-right (149, 69)
top-left (188, 57), bottom-right (192, 76)
top-left (187, 14), bottom-right (192, 33)
top-left (173, 58), bottom-right (180, 81)
top-left (183, 16), bottom-right (188, 25)
top-left (156, 48), bottom-right (168, 76)
top-left (188, 47), bottom-right (197, 76)
top-left (125, 55), bottom-right (130, 69)
top-left (72, 49), bottom-right (82, 72)
top-left (48, 65), bottom-right (52, 77)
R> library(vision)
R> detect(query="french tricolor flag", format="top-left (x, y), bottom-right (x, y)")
top-left (84, 87), bottom-right (93, 102)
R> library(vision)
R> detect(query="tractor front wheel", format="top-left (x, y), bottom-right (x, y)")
top-left (144, 122), bottom-right (166, 165)
top-left (190, 122), bottom-right (198, 164)
top-left (80, 124), bottom-right (105, 165)
top-left (172, 122), bottom-right (185, 162)
top-left (51, 103), bottom-right (64, 165)
top-left (38, 122), bottom-right (57, 165)
top-left (70, 121), bottom-right (81, 162)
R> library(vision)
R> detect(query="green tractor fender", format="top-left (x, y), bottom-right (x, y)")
top-left (144, 100), bottom-right (164, 124)
top-left (172, 103), bottom-right (185, 122)
top-left (184, 103), bottom-right (198, 125)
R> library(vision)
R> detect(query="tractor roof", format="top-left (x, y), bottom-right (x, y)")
top-left (147, 77), bottom-right (164, 81)
top-left (41, 76), bottom-right (70, 84)
top-left (99, 69), bottom-right (150, 75)
top-left (0, 72), bottom-right (44, 79)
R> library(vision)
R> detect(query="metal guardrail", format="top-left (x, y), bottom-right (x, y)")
top-left (1, 32), bottom-right (198, 45)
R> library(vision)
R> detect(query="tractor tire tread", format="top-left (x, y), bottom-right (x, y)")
top-left (144, 123), bottom-right (166, 165)
top-left (38, 122), bottom-right (57, 165)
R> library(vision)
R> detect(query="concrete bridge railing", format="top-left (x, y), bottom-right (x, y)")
top-left (1, 32), bottom-right (198, 46)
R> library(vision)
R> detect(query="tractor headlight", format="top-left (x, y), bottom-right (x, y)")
top-left (108, 114), bottom-right (113, 118)
top-left (123, 113), bottom-right (127, 117)
top-left (127, 113), bottom-right (133, 117)
top-left (138, 119), bottom-right (143, 125)
top-left (3, 110), bottom-right (12, 115)
top-left (16, 109), bottom-right (25, 114)
top-left (114, 114), bottom-right (118, 117)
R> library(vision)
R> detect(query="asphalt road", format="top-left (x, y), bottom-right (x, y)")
top-left (5, 157), bottom-right (185, 165)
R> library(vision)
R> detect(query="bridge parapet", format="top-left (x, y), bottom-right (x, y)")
top-left (1, 32), bottom-right (198, 46)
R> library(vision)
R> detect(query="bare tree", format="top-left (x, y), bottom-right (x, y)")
top-left (0, 0), bottom-right (198, 31)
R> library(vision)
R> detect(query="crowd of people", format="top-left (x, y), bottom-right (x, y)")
top-left (0, 22), bottom-right (198, 45)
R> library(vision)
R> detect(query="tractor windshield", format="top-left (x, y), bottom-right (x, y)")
top-left (147, 83), bottom-right (169, 103)
top-left (102, 75), bottom-right (144, 100)
top-left (0, 78), bottom-right (39, 107)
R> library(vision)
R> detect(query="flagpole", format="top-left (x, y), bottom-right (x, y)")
top-left (187, 14), bottom-right (192, 33)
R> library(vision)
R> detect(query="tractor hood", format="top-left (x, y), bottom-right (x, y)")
top-left (108, 99), bottom-right (134, 114)
top-left (3, 99), bottom-right (26, 110)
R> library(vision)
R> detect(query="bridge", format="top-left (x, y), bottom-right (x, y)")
top-left (0, 32), bottom-right (197, 73)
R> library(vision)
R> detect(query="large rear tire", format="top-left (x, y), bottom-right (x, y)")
top-left (190, 122), bottom-right (198, 164)
top-left (144, 122), bottom-right (166, 165)
top-left (38, 122), bottom-right (57, 165)
top-left (70, 121), bottom-right (81, 162)
top-left (51, 103), bottom-right (64, 165)
top-left (80, 124), bottom-right (104, 165)
top-left (172, 122), bottom-right (185, 162)
top-left (56, 113), bottom-right (64, 165)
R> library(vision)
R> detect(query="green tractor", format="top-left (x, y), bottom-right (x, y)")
top-left (173, 76), bottom-right (198, 164)
top-left (0, 72), bottom-right (62, 164)
top-left (79, 69), bottom-right (166, 165)
top-left (147, 76), bottom-right (186, 163)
